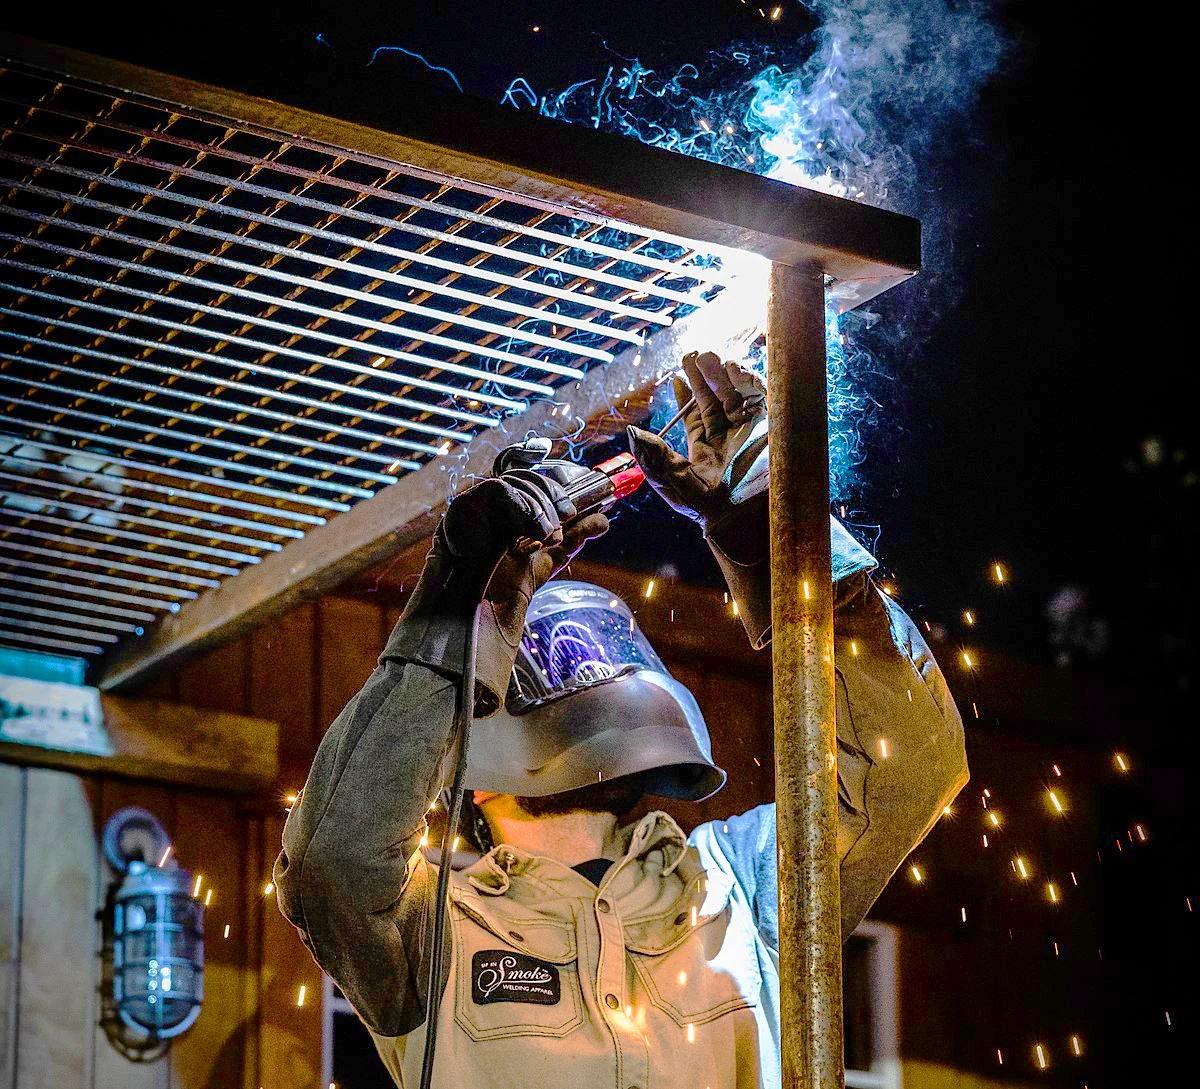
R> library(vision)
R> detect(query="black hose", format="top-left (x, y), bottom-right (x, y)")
top-left (417, 602), bottom-right (480, 1089)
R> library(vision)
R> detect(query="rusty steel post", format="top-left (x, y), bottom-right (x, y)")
top-left (767, 260), bottom-right (843, 1089)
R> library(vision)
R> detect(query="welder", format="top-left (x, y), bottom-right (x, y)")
top-left (274, 351), bottom-right (968, 1089)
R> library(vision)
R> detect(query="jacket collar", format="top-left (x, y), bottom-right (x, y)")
top-left (457, 811), bottom-right (720, 954)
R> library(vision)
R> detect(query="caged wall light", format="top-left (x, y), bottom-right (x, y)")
top-left (99, 807), bottom-right (204, 1061)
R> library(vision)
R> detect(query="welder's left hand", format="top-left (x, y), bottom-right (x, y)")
top-left (626, 350), bottom-right (767, 530)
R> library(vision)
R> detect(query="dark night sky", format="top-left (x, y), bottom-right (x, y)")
top-left (3, 0), bottom-right (1197, 725)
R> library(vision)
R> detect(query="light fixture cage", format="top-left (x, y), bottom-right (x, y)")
top-left (100, 807), bottom-right (204, 1057)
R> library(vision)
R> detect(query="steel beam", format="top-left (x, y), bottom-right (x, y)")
top-left (767, 261), bottom-right (843, 1089)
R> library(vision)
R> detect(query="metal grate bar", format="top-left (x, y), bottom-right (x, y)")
top-left (0, 364), bottom-right (418, 476)
top-left (0, 464), bottom-right (306, 537)
top-left (0, 414), bottom-right (383, 498)
top-left (0, 627), bottom-right (107, 655)
top-left (0, 296), bottom-right (486, 440)
top-left (0, 381), bottom-right (399, 490)
top-left (0, 230), bottom-right (558, 395)
top-left (0, 518), bottom-right (257, 570)
top-left (0, 434), bottom-right (348, 514)
top-left (0, 328), bottom-right (440, 459)
top-left (0, 600), bottom-right (141, 633)
top-left (0, 557), bottom-right (197, 599)
top-left (0, 540), bottom-right (219, 587)
top-left (1, 178), bottom-right (605, 377)
top-left (0, 145), bottom-right (655, 341)
top-left (0, 569), bottom-right (184, 611)
top-left (1, 259), bottom-right (529, 411)
top-left (0, 114), bottom-right (724, 296)
top-left (0, 86), bottom-right (737, 282)
top-left (0, 583), bottom-right (154, 621)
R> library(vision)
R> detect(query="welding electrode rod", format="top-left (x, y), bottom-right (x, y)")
top-left (767, 261), bottom-right (844, 1089)
top-left (655, 396), bottom-right (697, 438)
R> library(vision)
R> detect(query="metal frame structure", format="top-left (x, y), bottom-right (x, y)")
top-left (0, 31), bottom-right (919, 1089)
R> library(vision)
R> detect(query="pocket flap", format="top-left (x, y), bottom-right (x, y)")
top-left (449, 886), bottom-right (577, 964)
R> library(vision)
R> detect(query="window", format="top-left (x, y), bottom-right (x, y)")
top-left (844, 922), bottom-right (902, 1089)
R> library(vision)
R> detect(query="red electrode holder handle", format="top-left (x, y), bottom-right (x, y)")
top-left (562, 452), bottom-right (645, 519)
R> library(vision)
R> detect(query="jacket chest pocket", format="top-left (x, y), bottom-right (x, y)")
top-left (629, 903), bottom-right (759, 1027)
top-left (449, 893), bottom-right (584, 1042)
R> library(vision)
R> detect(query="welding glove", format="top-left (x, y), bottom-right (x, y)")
top-left (627, 350), bottom-right (776, 647)
top-left (382, 451), bottom-right (609, 714)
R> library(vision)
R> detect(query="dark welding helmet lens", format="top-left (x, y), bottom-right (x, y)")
top-left (509, 582), bottom-right (667, 711)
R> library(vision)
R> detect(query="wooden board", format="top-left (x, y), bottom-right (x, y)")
top-left (0, 690), bottom-right (279, 794)
top-left (15, 768), bottom-right (98, 1089)
top-left (0, 764), bottom-right (22, 1089)
top-left (167, 792), bottom-right (244, 1089)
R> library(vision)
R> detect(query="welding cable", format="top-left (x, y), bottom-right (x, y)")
top-left (418, 600), bottom-right (481, 1089)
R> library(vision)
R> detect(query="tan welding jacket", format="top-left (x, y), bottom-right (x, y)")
top-left (275, 521), bottom-right (968, 1088)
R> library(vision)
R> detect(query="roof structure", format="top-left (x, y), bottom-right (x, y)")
top-left (0, 33), bottom-right (919, 690)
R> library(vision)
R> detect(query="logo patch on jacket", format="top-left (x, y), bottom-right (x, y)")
top-left (471, 950), bottom-right (560, 1005)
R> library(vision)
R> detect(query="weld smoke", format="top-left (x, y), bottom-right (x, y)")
top-left (504, 1), bottom-right (1006, 503)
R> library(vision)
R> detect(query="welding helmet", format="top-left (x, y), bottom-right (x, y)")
top-left (464, 581), bottom-right (726, 800)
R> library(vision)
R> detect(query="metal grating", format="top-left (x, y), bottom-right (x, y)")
top-left (0, 60), bottom-right (736, 664)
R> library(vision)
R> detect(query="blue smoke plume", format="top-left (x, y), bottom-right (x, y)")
top-left (501, 1), bottom-right (1006, 503)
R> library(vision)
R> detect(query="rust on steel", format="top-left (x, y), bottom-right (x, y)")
top-left (767, 260), bottom-right (843, 1088)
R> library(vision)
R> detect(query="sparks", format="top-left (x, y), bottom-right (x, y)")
top-left (1048, 789), bottom-right (1064, 813)
top-left (996, 1049), bottom-right (1003, 1066)
top-left (802, 580), bottom-right (811, 601)
top-left (1047, 882), bottom-right (1058, 903)
top-left (943, 805), bottom-right (953, 817)
top-left (1071, 1035), bottom-right (1082, 1057)
top-left (960, 906), bottom-right (967, 923)
top-left (910, 864), bottom-right (923, 883)
top-left (961, 650), bottom-right (975, 669)
top-left (1115, 752), bottom-right (1130, 772)
top-left (204, 888), bottom-right (213, 907)
top-left (850, 640), bottom-right (859, 656)
top-left (993, 562), bottom-right (1007, 583)
top-left (223, 924), bottom-right (231, 939)
top-left (963, 609), bottom-right (975, 626)
top-left (644, 579), bottom-right (655, 599)
top-left (192, 874), bottom-right (203, 898)
top-left (263, 881), bottom-right (275, 897)
top-left (988, 811), bottom-right (1000, 827)
top-left (878, 738), bottom-right (889, 759)
top-left (687, 1023), bottom-right (696, 1042)
top-left (770, 4), bottom-right (783, 20)
top-left (691, 906), bottom-right (698, 926)
top-left (1135, 823), bottom-right (1147, 842)
top-left (157, 844), bottom-right (173, 867)
top-left (982, 834), bottom-right (989, 847)
top-left (1015, 856), bottom-right (1029, 879)
top-left (1035, 1043), bottom-right (1048, 1069)
top-left (297, 984), bottom-right (307, 1008)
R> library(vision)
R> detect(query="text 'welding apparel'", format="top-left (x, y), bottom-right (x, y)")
top-left (463, 580), bottom-right (726, 801)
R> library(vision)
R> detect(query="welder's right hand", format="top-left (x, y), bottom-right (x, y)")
top-left (441, 470), bottom-right (608, 586)
top-left (384, 469), bottom-right (608, 715)
top-left (625, 350), bottom-right (767, 531)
